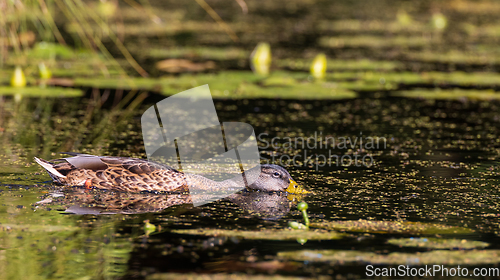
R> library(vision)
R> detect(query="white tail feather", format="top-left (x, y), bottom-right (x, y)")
top-left (34, 157), bottom-right (66, 178)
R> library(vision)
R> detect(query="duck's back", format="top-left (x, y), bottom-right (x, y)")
top-left (35, 154), bottom-right (188, 192)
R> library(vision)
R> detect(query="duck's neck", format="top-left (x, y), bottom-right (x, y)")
top-left (183, 173), bottom-right (248, 206)
top-left (184, 173), bottom-right (246, 192)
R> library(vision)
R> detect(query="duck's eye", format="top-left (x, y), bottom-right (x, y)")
top-left (272, 172), bottom-right (280, 178)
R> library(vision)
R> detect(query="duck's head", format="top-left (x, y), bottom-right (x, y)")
top-left (245, 164), bottom-right (306, 194)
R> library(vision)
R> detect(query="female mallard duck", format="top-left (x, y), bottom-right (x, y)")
top-left (34, 154), bottom-right (304, 194)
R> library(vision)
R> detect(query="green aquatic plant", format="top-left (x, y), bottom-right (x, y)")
top-left (387, 237), bottom-right (489, 250)
top-left (287, 202), bottom-right (312, 245)
top-left (73, 71), bottom-right (357, 100)
top-left (278, 58), bottom-right (402, 71)
top-left (318, 19), bottom-right (426, 33)
top-left (261, 76), bottom-right (297, 87)
top-left (0, 86), bottom-right (83, 97)
top-left (311, 220), bottom-right (474, 235)
top-left (318, 35), bottom-right (434, 48)
top-left (171, 228), bottom-right (344, 241)
top-left (139, 46), bottom-right (249, 61)
top-left (393, 89), bottom-right (500, 100)
top-left (405, 49), bottom-right (500, 65)
top-left (288, 202), bottom-right (310, 229)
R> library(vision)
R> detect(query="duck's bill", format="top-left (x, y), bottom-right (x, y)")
top-left (286, 179), bottom-right (310, 194)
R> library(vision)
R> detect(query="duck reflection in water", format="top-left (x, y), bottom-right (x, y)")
top-left (37, 189), bottom-right (305, 220)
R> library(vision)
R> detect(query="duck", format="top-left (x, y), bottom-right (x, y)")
top-left (34, 153), bottom-right (305, 194)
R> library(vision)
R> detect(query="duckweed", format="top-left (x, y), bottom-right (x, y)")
top-left (387, 238), bottom-right (489, 249)
top-left (171, 228), bottom-right (344, 240)
top-left (311, 220), bottom-right (474, 235)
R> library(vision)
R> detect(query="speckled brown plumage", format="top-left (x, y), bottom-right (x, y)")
top-left (35, 155), bottom-right (187, 192)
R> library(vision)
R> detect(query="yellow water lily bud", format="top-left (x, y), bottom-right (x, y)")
top-left (432, 13), bottom-right (447, 30)
top-left (310, 53), bottom-right (327, 80)
top-left (250, 42), bottom-right (271, 76)
top-left (10, 66), bottom-right (27, 88)
top-left (38, 63), bottom-right (52, 79)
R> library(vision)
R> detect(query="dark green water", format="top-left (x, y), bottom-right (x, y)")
top-left (4, 0), bottom-right (500, 278)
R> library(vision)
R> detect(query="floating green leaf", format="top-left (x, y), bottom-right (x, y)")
top-left (319, 35), bottom-right (435, 48)
top-left (387, 238), bottom-right (489, 249)
top-left (393, 89), bottom-right (500, 100)
top-left (278, 58), bottom-right (402, 71)
top-left (0, 86), bottom-right (83, 97)
top-left (171, 228), bottom-right (344, 240)
top-left (73, 71), bottom-right (357, 99)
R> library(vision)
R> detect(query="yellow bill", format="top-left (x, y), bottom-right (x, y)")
top-left (286, 179), bottom-right (310, 194)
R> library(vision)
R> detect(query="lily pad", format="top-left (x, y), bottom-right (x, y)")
top-left (74, 77), bottom-right (163, 91)
top-left (393, 89), bottom-right (500, 100)
top-left (406, 50), bottom-right (500, 65)
top-left (318, 35), bottom-right (435, 48)
top-left (0, 86), bottom-right (83, 97)
top-left (231, 81), bottom-right (356, 99)
top-left (318, 19), bottom-right (428, 33)
top-left (73, 71), bottom-right (357, 99)
top-left (311, 220), bottom-right (474, 235)
top-left (143, 46), bottom-right (249, 60)
top-left (171, 228), bottom-right (344, 240)
top-left (261, 76), bottom-right (297, 87)
top-left (326, 71), bottom-right (425, 85)
top-left (278, 249), bottom-right (500, 265)
top-left (422, 71), bottom-right (500, 87)
top-left (277, 58), bottom-right (402, 71)
top-left (325, 71), bottom-right (500, 89)
top-left (387, 238), bottom-right (489, 249)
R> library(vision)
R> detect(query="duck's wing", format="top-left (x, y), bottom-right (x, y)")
top-left (61, 154), bottom-right (179, 173)
top-left (63, 154), bottom-right (108, 170)
top-left (36, 154), bottom-right (185, 191)
top-left (93, 157), bottom-right (186, 191)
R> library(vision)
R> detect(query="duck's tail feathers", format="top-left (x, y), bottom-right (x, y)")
top-left (34, 157), bottom-right (67, 181)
